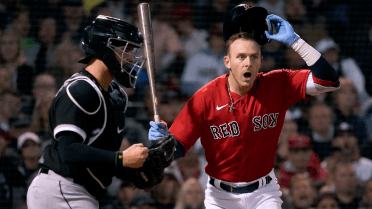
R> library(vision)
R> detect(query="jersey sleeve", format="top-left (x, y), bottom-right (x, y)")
top-left (279, 69), bottom-right (311, 110)
top-left (169, 92), bottom-right (205, 153)
top-left (52, 79), bottom-right (103, 142)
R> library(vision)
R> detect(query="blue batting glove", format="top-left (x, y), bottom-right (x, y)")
top-left (148, 121), bottom-right (169, 141)
top-left (264, 14), bottom-right (300, 46)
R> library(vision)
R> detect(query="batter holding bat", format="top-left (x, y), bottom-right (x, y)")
top-left (149, 4), bottom-right (340, 209)
top-left (27, 15), bottom-right (176, 209)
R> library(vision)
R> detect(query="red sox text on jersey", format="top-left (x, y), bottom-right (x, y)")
top-left (210, 112), bottom-right (279, 139)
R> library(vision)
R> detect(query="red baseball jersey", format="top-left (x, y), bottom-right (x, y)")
top-left (169, 69), bottom-right (311, 182)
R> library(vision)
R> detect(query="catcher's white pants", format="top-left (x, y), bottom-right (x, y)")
top-left (204, 169), bottom-right (282, 209)
top-left (27, 169), bottom-right (99, 209)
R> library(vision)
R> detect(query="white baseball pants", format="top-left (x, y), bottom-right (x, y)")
top-left (27, 169), bottom-right (99, 209)
top-left (204, 169), bottom-right (282, 209)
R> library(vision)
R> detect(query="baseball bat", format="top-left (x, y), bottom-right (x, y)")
top-left (137, 3), bottom-right (160, 124)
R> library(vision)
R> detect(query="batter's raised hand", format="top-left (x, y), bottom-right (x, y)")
top-left (122, 143), bottom-right (149, 168)
top-left (148, 121), bottom-right (169, 141)
top-left (265, 14), bottom-right (300, 46)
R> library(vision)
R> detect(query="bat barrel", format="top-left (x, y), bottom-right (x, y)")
top-left (137, 3), bottom-right (160, 123)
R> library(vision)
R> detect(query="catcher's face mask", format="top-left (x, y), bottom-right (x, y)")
top-left (109, 38), bottom-right (145, 88)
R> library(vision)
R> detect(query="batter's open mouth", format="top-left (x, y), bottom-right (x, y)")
top-left (244, 72), bottom-right (251, 78)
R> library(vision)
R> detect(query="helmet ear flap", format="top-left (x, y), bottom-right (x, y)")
top-left (85, 25), bottom-right (92, 47)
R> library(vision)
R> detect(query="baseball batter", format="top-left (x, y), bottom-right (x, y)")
top-left (150, 4), bottom-right (340, 209)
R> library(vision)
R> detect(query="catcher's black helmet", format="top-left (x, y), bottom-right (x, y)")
top-left (79, 15), bottom-right (145, 88)
top-left (223, 4), bottom-right (271, 45)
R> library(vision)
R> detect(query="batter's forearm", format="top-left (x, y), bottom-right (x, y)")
top-left (291, 38), bottom-right (339, 83)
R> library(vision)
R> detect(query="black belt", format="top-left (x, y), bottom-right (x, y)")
top-left (209, 175), bottom-right (272, 194)
top-left (40, 167), bottom-right (79, 184)
top-left (39, 167), bottom-right (105, 198)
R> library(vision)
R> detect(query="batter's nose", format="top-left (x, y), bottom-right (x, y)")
top-left (244, 57), bottom-right (253, 67)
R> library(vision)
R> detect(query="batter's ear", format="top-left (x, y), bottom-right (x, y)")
top-left (224, 55), bottom-right (231, 69)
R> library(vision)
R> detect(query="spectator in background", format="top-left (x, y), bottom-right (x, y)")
top-left (171, 4), bottom-right (209, 60)
top-left (180, 22), bottom-right (227, 97)
top-left (60, 0), bottom-right (87, 44)
top-left (158, 90), bottom-right (188, 128)
top-left (104, 0), bottom-right (135, 23)
top-left (347, 19), bottom-right (372, 96)
top-left (305, 102), bottom-right (336, 161)
top-left (51, 41), bottom-right (85, 81)
top-left (0, 30), bottom-right (35, 96)
top-left (260, 39), bottom-right (285, 73)
top-left (330, 160), bottom-right (360, 209)
top-left (5, 5), bottom-right (41, 68)
top-left (276, 113), bottom-right (300, 162)
top-left (279, 134), bottom-right (327, 190)
top-left (174, 177), bottom-right (205, 209)
top-left (0, 91), bottom-right (30, 144)
top-left (282, 173), bottom-right (317, 209)
top-left (322, 0), bottom-right (354, 52)
top-left (16, 131), bottom-right (41, 187)
top-left (0, 129), bottom-right (27, 209)
top-left (284, 47), bottom-right (307, 70)
top-left (329, 123), bottom-right (372, 184)
top-left (0, 0), bottom-right (14, 31)
top-left (194, 0), bottom-right (235, 31)
top-left (108, 180), bottom-right (148, 209)
top-left (17, 73), bottom-right (58, 132)
top-left (31, 73), bottom-right (58, 103)
top-left (0, 91), bottom-right (20, 133)
top-left (331, 78), bottom-right (369, 145)
top-left (166, 145), bottom-right (208, 190)
top-left (150, 171), bottom-right (181, 209)
top-left (284, 0), bottom-right (307, 32)
top-left (315, 38), bottom-right (370, 105)
top-left (257, 0), bottom-right (285, 19)
top-left (122, 117), bottom-right (150, 148)
top-left (320, 146), bottom-right (343, 191)
top-left (301, 0), bottom-right (326, 24)
top-left (133, 1), bottom-right (184, 81)
top-left (359, 178), bottom-right (372, 209)
top-left (129, 194), bottom-right (156, 209)
top-left (34, 15), bottom-right (62, 73)
top-left (30, 91), bottom-right (55, 143)
top-left (313, 192), bottom-right (341, 209)
top-left (0, 67), bottom-right (13, 95)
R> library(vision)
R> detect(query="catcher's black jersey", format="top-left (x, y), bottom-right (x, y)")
top-left (40, 69), bottom-right (127, 197)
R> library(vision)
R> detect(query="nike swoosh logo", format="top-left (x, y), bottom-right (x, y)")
top-left (216, 104), bottom-right (228, 111)
top-left (117, 126), bottom-right (125, 134)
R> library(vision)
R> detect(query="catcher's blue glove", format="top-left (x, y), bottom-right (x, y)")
top-left (264, 14), bottom-right (300, 46)
top-left (149, 121), bottom-right (169, 141)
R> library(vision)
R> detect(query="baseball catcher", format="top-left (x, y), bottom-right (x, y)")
top-left (27, 15), bottom-right (175, 209)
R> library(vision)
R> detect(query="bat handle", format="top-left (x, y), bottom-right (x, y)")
top-left (154, 115), bottom-right (160, 124)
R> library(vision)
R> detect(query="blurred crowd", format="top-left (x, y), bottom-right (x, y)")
top-left (0, 0), bottom-right (372, 208)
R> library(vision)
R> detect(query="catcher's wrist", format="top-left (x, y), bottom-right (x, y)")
top-left (115, 151), bottom-right (124, 169)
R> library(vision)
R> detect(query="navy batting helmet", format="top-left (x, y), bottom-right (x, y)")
top-left (79, 15), bottom-right (145, 88)
top-left (223, 4), bottom-right (271, 45)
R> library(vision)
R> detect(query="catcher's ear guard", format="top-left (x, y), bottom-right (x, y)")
top-left (223, 4), bottom-right (271, 45)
